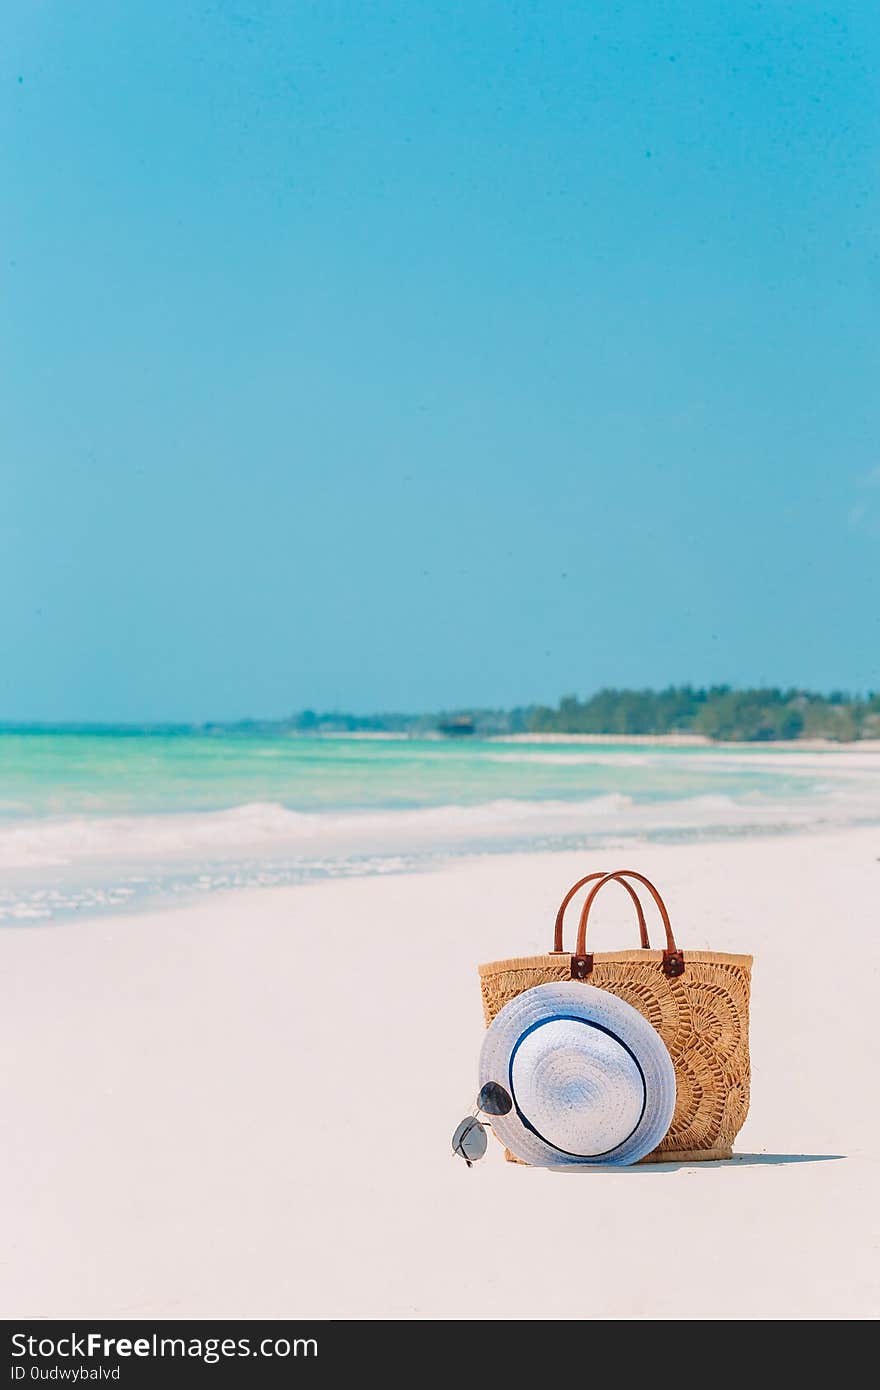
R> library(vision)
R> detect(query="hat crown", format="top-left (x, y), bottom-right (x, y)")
top-left (510, 1017), bottom-right (645, 1158)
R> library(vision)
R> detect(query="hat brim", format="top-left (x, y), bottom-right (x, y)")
top-left (479, 982), bottom-right (676, 1167)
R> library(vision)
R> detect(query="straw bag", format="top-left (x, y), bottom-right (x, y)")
top-left (478, 869), bottom-right (753, 1162)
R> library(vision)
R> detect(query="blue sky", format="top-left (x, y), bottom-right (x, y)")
top-left (2, 2), bottom-right (878, 721)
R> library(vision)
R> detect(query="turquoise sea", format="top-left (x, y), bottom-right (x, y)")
top-left (1, 731), bottom-right (879, 922)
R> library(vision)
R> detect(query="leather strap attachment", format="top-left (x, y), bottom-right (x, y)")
top-left (570, 954), bottom-right (593, 980)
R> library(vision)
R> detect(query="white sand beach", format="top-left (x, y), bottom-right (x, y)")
top-left (2, 826), bottom-right (879, 1320)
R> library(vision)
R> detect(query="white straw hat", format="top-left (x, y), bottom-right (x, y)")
top-left (479, 982), bottom-right (676, 1166)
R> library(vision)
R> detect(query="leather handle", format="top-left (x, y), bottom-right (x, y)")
top-left (553, 872), bottom-right (649, 952)
top-left (574, 870), bottom-right (685, 979)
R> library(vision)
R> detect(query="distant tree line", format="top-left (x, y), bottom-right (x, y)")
top-left (527, 687), bottom-right (880, 741)
top-left (280, 687), bottom-right (880, 742)
top-left (6, 689), bottom-right (877, 741)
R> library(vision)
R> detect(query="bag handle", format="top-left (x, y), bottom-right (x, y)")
top-left (571, 869), bottom-right (685, 981)
top-left (553, 872), bottom-right (649, 952)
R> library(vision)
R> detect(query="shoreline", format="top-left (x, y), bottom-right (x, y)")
top-left (295, 730), bottom-right (880, 751)
top-left (491, 732), bottom-right (880, 750)
top-left (5, 812), bottom-right (880, 931)
top-left (6, 726), bottom-right (880, 752)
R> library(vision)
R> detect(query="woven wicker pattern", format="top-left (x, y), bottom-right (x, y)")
top-left (479, 949), bottom-right (752, 1158)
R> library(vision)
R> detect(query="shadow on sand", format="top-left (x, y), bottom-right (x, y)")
top-left (551, 1152), bottom-right (846, 1173)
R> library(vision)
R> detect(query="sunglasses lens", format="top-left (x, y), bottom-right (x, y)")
top-left (452, 1116), bottom-right (488, 1164)
top-left (478, 1081), bottom-right (513, 1116)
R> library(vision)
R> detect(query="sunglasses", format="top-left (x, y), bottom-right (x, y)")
top-left (452, 1081), bottom-right (513, 1166)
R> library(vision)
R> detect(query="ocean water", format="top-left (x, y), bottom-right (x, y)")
top-left (1, 731), bottom-right (879, 923)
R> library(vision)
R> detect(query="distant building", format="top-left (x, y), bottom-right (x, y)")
top-left (436, 715), bottom-right (475, 737)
